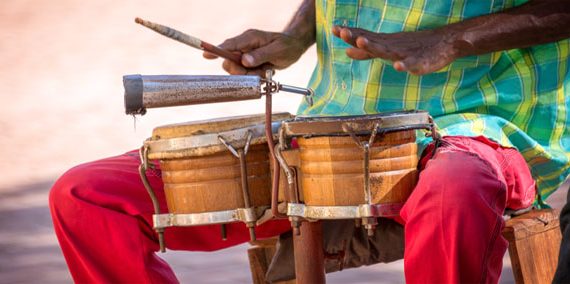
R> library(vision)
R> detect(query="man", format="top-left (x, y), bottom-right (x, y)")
top-left (50, 0), bottom-right (570, 283)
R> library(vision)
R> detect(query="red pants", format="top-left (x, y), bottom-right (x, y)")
top-left (49, 136), bottom-right (535, 283)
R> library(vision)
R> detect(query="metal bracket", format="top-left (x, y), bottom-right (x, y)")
top-left (138, 145), bottom-right (166, 252)
top-left (261, 77), bottom-right (314, 106)
top-left (218, 130), bottom-right (257, 241)
top-left (342, 122), bottom-right (381, 236)
top-left (287, 203), bottom-right (403, 219)
top-left (153, 207), bottom-right (266, 229)
top-left (274, 143), bottom-right (303, 235)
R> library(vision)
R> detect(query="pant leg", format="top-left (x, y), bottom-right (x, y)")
top-left (400, 136), bottom-right (536, 284)
top-left (49, 151), bottom-right (291, 283)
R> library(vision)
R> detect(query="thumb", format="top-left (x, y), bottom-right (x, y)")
top-left (241, 42), bottom-right (277, 68)
top-left (394, 57), bottom-right (425, 75)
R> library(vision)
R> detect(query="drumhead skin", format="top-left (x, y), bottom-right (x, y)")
top-left (282, 110), bottom-right (431, 137)
top-left (145, 112), bottom-right (292, 159)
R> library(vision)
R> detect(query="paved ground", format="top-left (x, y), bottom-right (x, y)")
top-left (1, 1), bottom-right (568, 283)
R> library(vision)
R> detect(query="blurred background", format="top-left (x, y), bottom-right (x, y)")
top-left (0, 0), bottom-right (566, 283)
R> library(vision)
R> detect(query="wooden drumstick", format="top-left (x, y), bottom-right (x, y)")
top-left (134, 17), bottom-right (242, 64)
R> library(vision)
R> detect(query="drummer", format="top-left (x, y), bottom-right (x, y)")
top-left (49, 0), bottom-right (570, 283)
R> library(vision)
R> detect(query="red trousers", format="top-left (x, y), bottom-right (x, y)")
top-left (49, 136), bottom-right (535, 283)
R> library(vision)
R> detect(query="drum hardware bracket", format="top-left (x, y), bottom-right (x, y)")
top-left (218, 131), bottom-right (257, 241)
top-left (265, 70), bottom-right (288, 220)
top-left (152, 207), bottom-right (266, 228)
top-left (286, 203), bottom-right (403, 219)
top-left (274, 143), bottom-right (303, 235)
top-left (139, 145), bottom-right (166, 252)
top-left (343, 122), bottom-right (381, 236)
top-left (261, 77), bottom-right (314, 107)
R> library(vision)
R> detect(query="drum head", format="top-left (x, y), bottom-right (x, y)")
top-left (282, 110), bottom-right (431, 137)
top-left (146, 112), bottom-right (292, 159)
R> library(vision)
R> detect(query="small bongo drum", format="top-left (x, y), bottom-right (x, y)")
top-left (275, 110), bottom-right (435, 235)
top-left (139, 113), bottom-right (292, 250)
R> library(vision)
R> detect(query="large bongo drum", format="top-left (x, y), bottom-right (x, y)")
top-left (139, 113), bottom-right (292, 250)
top-left (275, 110), bottom-right (435, 235)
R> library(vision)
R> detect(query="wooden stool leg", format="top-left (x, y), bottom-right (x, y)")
top-left (502, 209), bottom-right (561, 284)
top-left (248, 238), bottom-right (296, 284)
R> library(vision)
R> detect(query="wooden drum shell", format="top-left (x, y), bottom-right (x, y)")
top-left (160, 144), bottom-right (271, 214)
top-left (297, 130), bottom-right (418, 206)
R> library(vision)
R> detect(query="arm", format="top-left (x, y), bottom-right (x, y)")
top-left (204, 0), bottom-right (315, 76)
top-left (334, 0), bottom-right (570, 75)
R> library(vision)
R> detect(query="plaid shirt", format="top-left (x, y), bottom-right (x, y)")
top-left (297, 0), bottom-right (570, 202)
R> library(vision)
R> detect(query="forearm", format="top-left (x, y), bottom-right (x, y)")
top-left (447, 0), bottom-right (570, 57)
top-left (283, 0), bottom-right (316, 49)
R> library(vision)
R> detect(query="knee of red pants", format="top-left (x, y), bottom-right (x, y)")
top-left (50, 152), bottom-right (159, 214)
top-left (401, 151), bottom-right (509, 283)
top-left (402, 150), bottom-right (508, 223)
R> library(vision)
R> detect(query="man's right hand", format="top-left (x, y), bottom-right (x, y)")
top-left (203, 29), bottom-right (309, 77)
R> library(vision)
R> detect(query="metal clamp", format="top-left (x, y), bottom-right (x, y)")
top-left (153, 207), bottom-right (266, 228)
top-left (261, 77), bottom-right (314, 106)
top-left (287, 203), bottom-right (404, 219)
top-left (342, 122), bottom-right (381, 236)
top-left (218, 130), bottom-right (258, 241)
top-left (138, 145), bottom-right (166, 252)
top-left (274, 143), bottom-right (303, 235)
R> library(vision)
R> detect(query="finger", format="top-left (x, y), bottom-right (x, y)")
top-left (345, 47), bottom-right (372, 60)
top-left (203, 51), bottom-right (218, 59)
top-left (219, 29), bottom-right (267, 52)
top-left (356, 36), bottom-right (399, 61)
top-left (246, 68), bottom-right (275, 78)
top-left (393, 61), bottom-right (407, 72)
top-left (332, 25), bottom-right (342, 38)
top-left (342, 27), bottom-right (378, 42)
top-left (242, 41), bottom-right (281, 68)
top-left (395, 57), bottom-right (425, 75)
top-left (222, 59), bottom-right (247, 75)
top-left (339, 28), bottom-right (357, 46)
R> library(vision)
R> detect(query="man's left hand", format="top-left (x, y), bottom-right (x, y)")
top-left (333, 26), bottom-right (458, 75)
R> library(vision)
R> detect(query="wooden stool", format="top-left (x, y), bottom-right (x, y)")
top-left (248, 238), bottom-right (295, 284)
top-left (502, 209), bottom-right (561, 284)
top-left (248, 209), bottom-right (562, 283)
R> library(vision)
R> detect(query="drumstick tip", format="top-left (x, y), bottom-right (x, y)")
top-left (134, 17), bottom-right (144, 24)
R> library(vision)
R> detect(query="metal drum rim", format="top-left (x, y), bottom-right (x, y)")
top-left (282, 110), bottom-right (432, 138)
top-left (145, 112), bottom-right (292, 159)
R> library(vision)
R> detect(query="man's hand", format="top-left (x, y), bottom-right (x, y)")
top-left (333, 1), bottom-right (570, 76)
top-left (333, 26), bottom-right (458, 75)
top-left (203, 0), bottom-right (315, 77)
top-left (203, 29), bottom-right (309, 77)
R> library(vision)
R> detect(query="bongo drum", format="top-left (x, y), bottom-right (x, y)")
top-left (275, 110), bottom-right (435, 235)
top-left (139, 112), bottom-right (292, 250)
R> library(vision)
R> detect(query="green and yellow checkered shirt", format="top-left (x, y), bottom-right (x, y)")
top-left (297, 0), bottom-right (570, 201)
